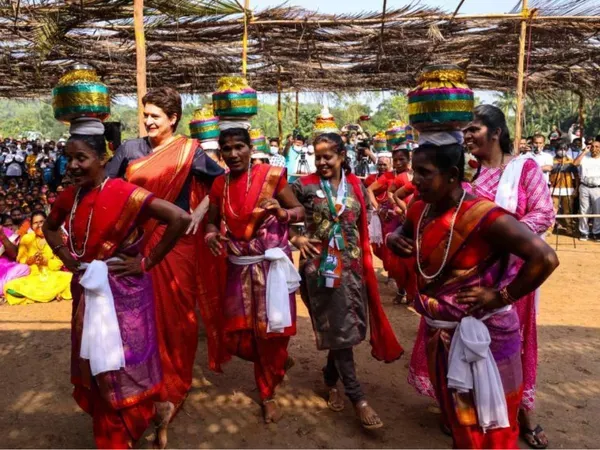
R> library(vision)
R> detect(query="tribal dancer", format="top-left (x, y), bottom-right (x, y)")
top-left (387, 138), bottom-right (558, 449)
top-left (44, 118), bottom-right (191, 449)
top-left (205, 125), bottom-right (304, 423)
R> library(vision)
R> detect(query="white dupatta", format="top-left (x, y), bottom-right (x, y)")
top-left (493, 154), bottom-right (541, 314)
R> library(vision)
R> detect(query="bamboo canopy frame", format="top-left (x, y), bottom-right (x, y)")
top-left (0, 0), bottom-right (599, 105)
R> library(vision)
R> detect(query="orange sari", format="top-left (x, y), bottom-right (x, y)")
top-left (126, 136), bottom-right (227, 407)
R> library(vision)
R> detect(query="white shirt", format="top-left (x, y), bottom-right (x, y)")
top-left (532, 151), bottom-right (553, 184)
top-left (580, 156), bottom-right (600, 187)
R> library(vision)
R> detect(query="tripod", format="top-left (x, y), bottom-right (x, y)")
top-left (295, 152), bottom-right (311, 175)
top-left (550, 159), bottom-right (577, 249)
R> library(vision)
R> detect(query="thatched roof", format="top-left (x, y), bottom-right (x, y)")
top-left (1, 0), bottom-right (600, 97)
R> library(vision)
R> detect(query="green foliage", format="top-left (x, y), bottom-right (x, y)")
top-left (1, 92), bottom-right (596, 144)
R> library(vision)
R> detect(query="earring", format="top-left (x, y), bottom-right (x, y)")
top-left (449, 178), bottom-right (455, 183)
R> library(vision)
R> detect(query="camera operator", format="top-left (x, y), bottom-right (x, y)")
top-left (550, 142), bottom-right (578, 236)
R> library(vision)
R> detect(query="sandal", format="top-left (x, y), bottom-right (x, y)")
top-left (355, 400), bottom-right (383, 430)
top-left (327, 388), bottom-right (345, 412)
top-left (393, 289), bottom-right (408, 305)
top-left (520, 424), bottom-right (549, 449)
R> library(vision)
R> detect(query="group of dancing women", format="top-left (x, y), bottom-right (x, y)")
top-left (43, 83), bottom-right (559, 450)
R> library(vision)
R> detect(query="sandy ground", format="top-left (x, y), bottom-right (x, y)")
top-left (0, 235), bottom-right (598, 449)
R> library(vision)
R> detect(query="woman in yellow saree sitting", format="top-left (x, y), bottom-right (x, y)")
top-left (5, 211), bottom-right (72, 305)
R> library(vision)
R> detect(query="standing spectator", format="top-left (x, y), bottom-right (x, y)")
top-left (531, 134), bottom-right (553, 185)
top-left (568, 138), bottom-right (585, 160)
top-left (550, 143), bottom-right (578, 235)
top-left (268, 138), bottom-right (286, 168)
top-left (574, 139), bottom-right (600, 240)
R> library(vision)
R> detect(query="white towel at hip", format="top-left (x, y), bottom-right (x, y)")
top-left (425, 306), bottom-right (512, 432)
top-left (79, 259), bottom-right (126, 376)
top-left (229, 248), bottom-right (300, 333)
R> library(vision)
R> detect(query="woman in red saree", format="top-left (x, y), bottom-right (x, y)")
top-left (205, 127), bottom-right (305, 423)
top-left (368, 147), bottom-right (414, 303)
top-left (387, 142), bottom-right (558, 449)
top-left (106, 88), bottom-right (227, 413)
top-left (43, 123), bottom-right (191, 449)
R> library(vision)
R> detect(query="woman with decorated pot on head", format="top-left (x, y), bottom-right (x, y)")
top-left (249, 128), bottom-right (272, 166)
top-left (463, 104), bottom-right (554, 449)
top-left (190, 104), bottom-right (228, 170)
top-left (205, 77), bottom-right (305, 424)
top-left (105, 86), bottom-right (228, 411)
top-left (387, 65), bottom-right (559, 449)
top-left (44, 66), bottom-right (192, 449)
top-left (291, 111), bottom-right (403, 430)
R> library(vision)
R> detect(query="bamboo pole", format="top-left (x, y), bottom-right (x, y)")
top-left (277, 69), bottom-right (283, 145)
top-left (578, 92), bottom-right (585, 136)
top-left (241, 0), bottom-right (250, 76)
top-left (133, 0), bottom-right (147, 137)
top-left (295, 90), bottom-right (299, 129)
top-left (513, 0), bottom-right (529, 153)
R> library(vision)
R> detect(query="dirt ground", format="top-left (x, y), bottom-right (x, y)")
top-left (0, 235), bottom-right (598, 449)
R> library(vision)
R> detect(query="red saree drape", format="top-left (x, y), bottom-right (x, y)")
top-left (50, 179), bottom-right (162, 449)
top-left (126, 136), bottom-right (227, 408)
top-left (209, 164), bottom-right (293, 399)
top-left (301, 173), bottom-right (404, 363)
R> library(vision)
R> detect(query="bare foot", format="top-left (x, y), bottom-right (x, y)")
top-left (354, 400), bottom-right (383, 430)
top-left (327, 387), bottom-right (345, 412)
top-left (284, 356), bottom-right (295, 373)
top-left (263, 398), bottom-right (283, 424)
top-left (153, 401), bottom-right (174, 449)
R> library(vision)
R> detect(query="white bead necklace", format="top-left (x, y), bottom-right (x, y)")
top-left (416, 189), bottom-right (466, 281)
top-left (68, 178), bottom-right (109, 258)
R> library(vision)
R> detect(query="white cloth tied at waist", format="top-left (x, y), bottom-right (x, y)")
top-left (229, 248), bottom-right (300, 333)
top-left (368, 213), bottom-right (383, 245)
top-left (424, 305), bottom-right (512, 432)
top-left (79, 259), bottom-right (126, 376)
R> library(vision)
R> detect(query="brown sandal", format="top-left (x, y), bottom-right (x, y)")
top-left (327, 388), bottom-right (345, 412)
top-left (355, 400), bottom-right (383, 430)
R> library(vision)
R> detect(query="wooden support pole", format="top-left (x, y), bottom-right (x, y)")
top-left (241, 0), bottom-right (250, 76)
top-left (578, 92), bottom-right (585, 136)
top-left (513, 0), bottom-right (529, 153)
top-left (295, 90), bottom-right (299, 129)
top-left (277, 70), bottom-right (283, 145)
top-left (133, 0), bottom-right (147, 137)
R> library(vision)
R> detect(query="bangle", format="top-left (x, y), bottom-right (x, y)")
top-left (52, 244), bottom-right (66, 254)
top-left (280, 209), bottom-right (291, 224)
top-left (204, 231), bottom-right (218, 244)
top-left (140, 257), bottom-right (149, 273)
top-left (499, 287), bottom-right (517, 305)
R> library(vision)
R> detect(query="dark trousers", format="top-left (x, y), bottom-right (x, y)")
top-left (322, 347), bottom-right (364, 404)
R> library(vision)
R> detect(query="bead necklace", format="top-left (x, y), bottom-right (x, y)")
top-left (224, 164), bottom-right (252, 219)
top-left (68, 178), bottom-right (108, 258)
top-left (416, 189), bottom-right (466, 281)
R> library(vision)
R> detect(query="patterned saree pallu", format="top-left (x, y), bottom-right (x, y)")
top-left (212, 76), bottom-right (258, 117)
top-left (189, 105), bottom-right (220, 141)
top-left (52, 65), bottom-right (110, 122)
top-left (386, 120), bottom-right (406, 150)
top-left (408, 65), bottom-right (474, 132)
top-left (374, 132), bottom-right (387, 152)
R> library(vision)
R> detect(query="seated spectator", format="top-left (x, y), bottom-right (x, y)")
top-left (0, 224), bottom-right (30, 303)
top-left (5, 211), bottom-right (72, 305)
